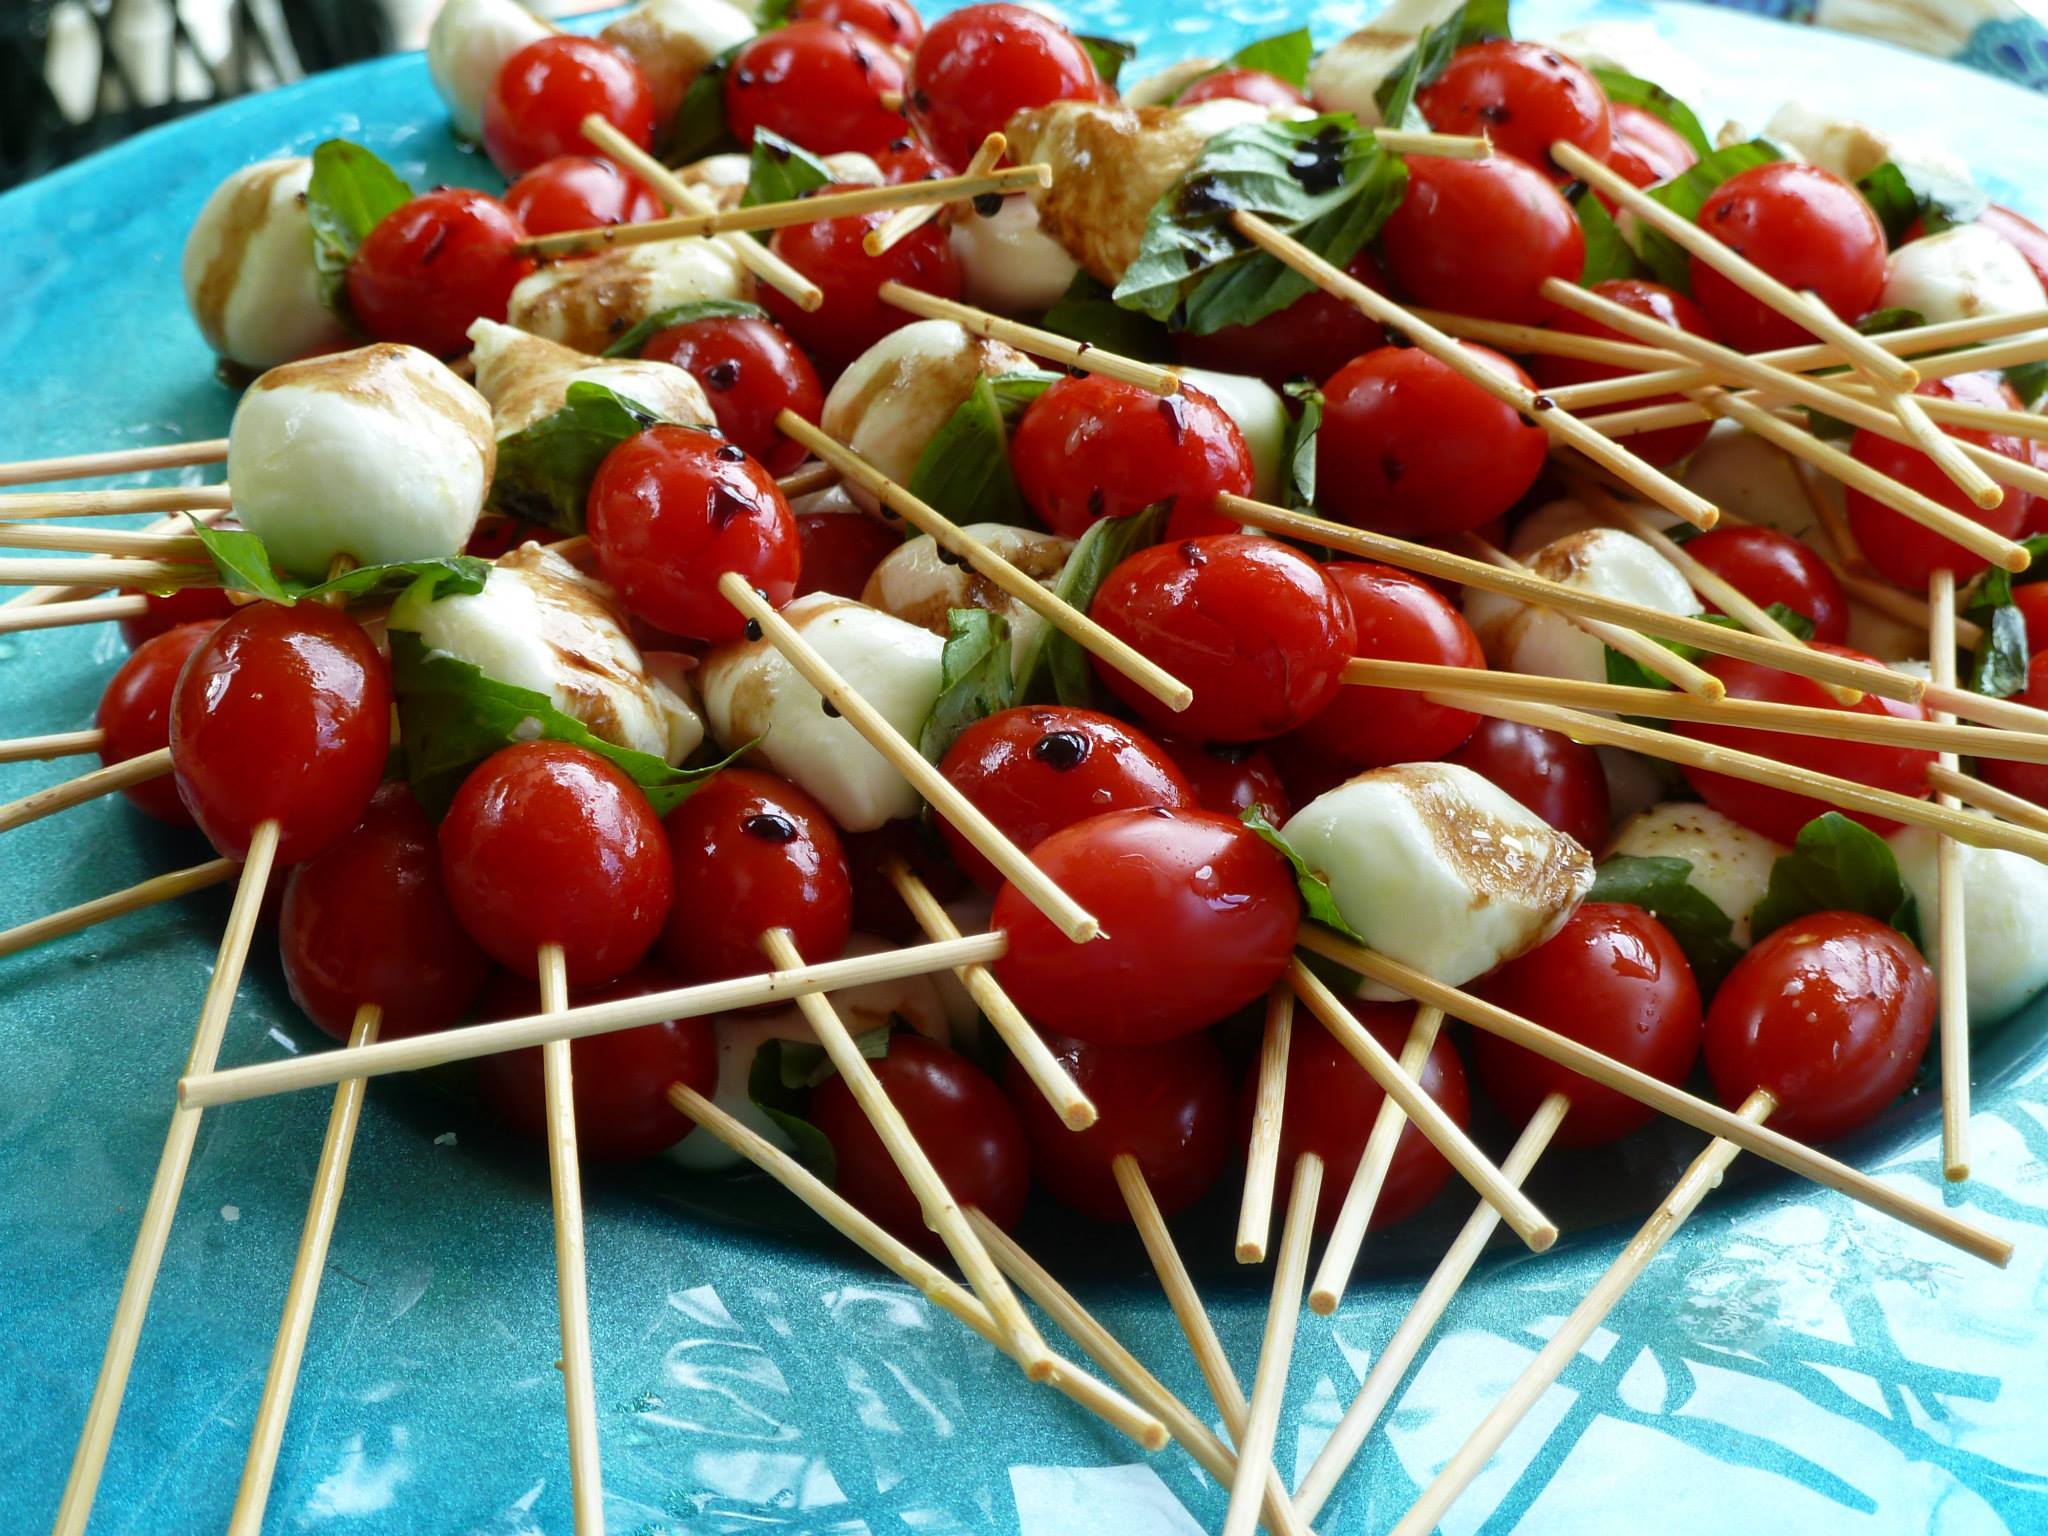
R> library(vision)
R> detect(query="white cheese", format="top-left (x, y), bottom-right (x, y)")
top-left (182, 157), bottom-right (352, 372)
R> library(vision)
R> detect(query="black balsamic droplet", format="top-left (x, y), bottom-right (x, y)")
top-left (1034, 730), bottom-right (1091, 770)
top-left (716, 442), bottom-right (747, 461)
top-left (823, 699), bottom-right (842, 718)
top-left (742, 811), bottom-right (799, 843)
top-left (1478, 103), bottom-right (1512, 124)
top-left (705, 359), bottom-right (742, 392)
top-left (972, 192), bottom-right (1003, 217)
top-left (1086, 487), bottom-right (1106, 519)
top-left (1530, 394), bottom-right (1556, 413)
top-left (1287, 125), bottom-right (1349, 194)
top-left (744, 618), bottom-right (763, 640)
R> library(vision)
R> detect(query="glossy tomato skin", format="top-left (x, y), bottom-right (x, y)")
top-left (938, 705), bottom-right (1194, 889)
top-left (1475, 902), bottom-right (1703, 1148)
top-left (483, 36), bottom-right (654, 176)
top-left (1704, 911), bottom-right (1934, 1142)
top-left (473, 965), bottom-right (716, 1160)
top-left (586, 426), bottom-right (800, 642)
top-left (906, 3), bottom-right (1102, 168)
top-left (280, 783), bottom-right (491, 1040)
top-left (763, 212), bottom-right (961, 373)
top-left (1177, 67), bottom-right (1309, 110)
top-left (811, 1035), bottom-right (1030, 1240)
top-left (990, 807), bottom-right (1301, 1044)
top-left (1296, 562), bottom-right (1484, 769)
top-left (638, 313), bottom-right (825, 475)
top-left (1088, 536), bottom-right (1357, 741)
top-left (1978, 649), bottom-right (2048, 806)
top-left (170, 602), bottom-right (391, 864)
top-left (1317, 343), bottom-right (1548, 535)
top-left (1673, 645), bottom-right (1935, 843)
top-left (1604, 102), bottom-right (1696, 191)
top-left (1171, 249), bottom-right (1389, 392)
top-left (98, 620), bottom-right (215, 824)
top-left (1156, 735), bottom-right (1292, 824)
top-left (1531, 278), bottom-right (1716, 466)
top-left (503, 155), bottom-right (663, 235)
top-left (1010, 375), bottom-right (1254, 541)
top-left (1380, 153), bottom-right (1584, 323)
top-left (658, 768), bottom-right (852, 983)
top-left (1415, 39), bottom-right (1611, 179)
top-left (869, 135), bottom-right (954, 183)
top-left (118, 584), bottom-right (236, 650)
top-left (795, 0), bottom-right (925, 48)
top-left (1682, 524), bottom-right (1848, 643)
top-left (1690, 163), bottom-right (1887, 349)
top-left (1005, 1031), bottom-right (1234, 1222)
top-left (1446, 716), bottom-right (1609, 849)
top-left (345, 189), bottom-right (535, 358)
top-left (794, 511), bottom-right (900, 597)
top-left (724, 21), bottom-right (909, 156)
top-left (438, 742), bottom-right (673, 983)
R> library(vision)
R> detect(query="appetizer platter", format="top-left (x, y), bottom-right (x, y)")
top-left (5, 0), bottom-right (2048, 1531)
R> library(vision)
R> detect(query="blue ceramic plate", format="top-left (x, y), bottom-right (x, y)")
top-left (6, 3), bottom-right (2048, 1531)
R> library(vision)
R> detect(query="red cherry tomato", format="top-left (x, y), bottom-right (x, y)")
top-left (503, 155), bottom-right (663, 235)
top-left (1177, 66), bottom-right (1309, 110)
top-left (938, 705), bottom-right (1194, 890)
top-left (841, 819), bottom-right (968, 943)
top-left (1005, 1030), bottom-right (1234, 1222)
top-left (586, 426), bottom-right (800, 642)
top-left (1978, 648), bottom-right (2048, 807)
top-left (1682, 524), bottom-right (1849, 643)
top-left (1296, 562), bottom-right (1484, 769)
top-left (869, 135), bottom-right (955, 184)
top-left (906, 3), bottom-right (1102, 168)
top-left (483, 36), bottom-right (654, 176)
top-left (795, 511), bottom-right (900, 597)
top-left (1474, 902), bottom-right (1703, 1148)
top-left (344, 189), bottom-right (535, 358)
top-left (438, 742), bottom-right (673, 983)
top-left (474, 965), bottom-right (716, 1161)
top-left (810, 1034), bottom-right (1029, 1240)
top-left (1689, 163), bottom-right (1887, 350)
top-left (1088, 535), bottom-right (1357, 741)
top-left (97, 620), bottom-right (215, 824)
top-left (1977, 203), bottom-right (2048, 292)
top-left (1316, 343), bottom-right (1548, 535)
top-left (762, 211), bottom-right (961, 372)
top-left (1171, 248), bottom-right (1389, 392)
top-left (169, 602), bottom-right (390, 864)
top-left (1380, 153), bottom-right (1585, 323)
top-left (280, 783), bottom-right (491, 1040)
top-left (637, 312), bottom-right (825, 475)
top-left (1446, 717), bottom-right (1609, 849)
top-left (1604, 102), bottom-right (1696, 191)
top-left (725, 21), bottom-right (909, 156)
top-left (1704, 911), bottom-right (1935, 1142)
top-left (1156, 734), bottom-right (1293, 824)
top-left (463, 513), bottom-right (561, 561)
top-left (1010, 376), bottom-right (1254, 541)
top-left (658, 768), bottom-right (852, 983)
top-left (1672, 645), bottom-right (1934, 843)
top-left (990, 807), bottom-right (1301, 1045)
top-left (795, 0), bottom-right (925, 49)
top-left (1415, 39), bottom-right (1612, 179)
top-left (1531, 278), bottom-right (1717, 467)
top-left (117, 584), bottom-right (236, 650)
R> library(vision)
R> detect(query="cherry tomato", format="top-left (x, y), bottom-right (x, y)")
top-left (1446, 717), bottom-right (1609, 849)
top-left (841, 819), bottom-right (969, 942)
top-left (1845, 373), bottom-right (2032, 588)
top-left (658, 768), bottom-right (852, 983)
top-left (463, 513), bottom-right (562, 561)
top-left (795, 0), bottom-right (925, 49)
top-left (586, 426), bottom-right (800, 642)
top-left (1295, 562), bottom-right (1484, 769)
top-left (990, 807), bottom-right (1301, 1045)
top-left (438, 742), bottom-right (673, 983)
top-left (473, 965), bottom-right (716, 1161)
top-left (1416, 40), bottom-right (1611, 180)
top-left (170, 602), bottom-right (390, 864)
top-left (869, 135), bottom-right (955, 184)
top-left (2016, 584), bottom-right (2048, 642)
top-left (1171, 248), bottom-right (1389, 392)
top-left (906, 3), bottom-right (1102, 169)
top-left (938, 706), bottom-right (1194, 890)
top-left (1380, 153), bottom-right (1585, 324)
top-left (1689, 163), bottom-right (1887, 350)
top-left (1977, 203), bottom-right (2048, 293)
top-left (503, 155), bottom-right (663, 235)
top-left (344, 188), bottom-right (535, 358)
top-left (1604, 102), bottom-right (1696, 192)
top-left (1005, 1031), bottom-right (1234, 1222)
top-left (1474, 902), bottom-right (1703, 1148)
top-left (763, 211), bottom-right (961, 372)
top-left (97, 620), bottom-right (215, 825)
top-left (725, 21), bottom-right (909, 156)
top-left (1088, 535), bottom-right (1357, 741)
top-left (1177, 67), bottom-right (1308, 110)
top-left (795, 511), bottom-right (900, 597)
top-left (1316, 343), bottom-right (1548, 535)
top-left (810, 1034), bottom-right (1029, 1240)
top-left (1704, 911), bottom-right (1934, 1142)
top-left (1672, 645), bottom-right (1934, 843)
top-left (117, 584), bottom-right (236, 650)
top-left (636, 312), bottom-right (825, 475)
top-left (1156, 734), bottom-right (1292, 824)
top-left (1531, 278), bottom-right (1717, 467)
top-left (483, 35), bottom-right (655, 177)
top-left (1010, 376), bottom-right (1254, 541)
top-left (1978, 649), bottom-right (2048, 807)
top-left (1682, 524), bottom-right (1849, 643)
top-left (280, 782), bottom-right (491, 1040)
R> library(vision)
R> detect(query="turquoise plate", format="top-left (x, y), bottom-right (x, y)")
top-left (6, 2), bottom-right (2048, 1531)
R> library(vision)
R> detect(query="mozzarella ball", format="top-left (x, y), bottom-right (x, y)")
top-left (1175, 367), bottom-right (1288, 504)
top-left (1762, 101), bottom-right (1973, 187)
top-left (1464, 528), bottom-right (1702, 687)
top-left (1281, 762), bottom-right (1594, 991)
top-left (1881, 223), bottom-right (2048, 326)
top-left (1681, 421), bottom-right (1838, 543)
top-left (508, 236), bottom-right (751, 356)
top-left (697, 594), bottom-right (946, 830)
top-left (467, 318), bottom-right (714, 437)
top-left (1609, 801), bottom-right (1785, 945)
top-left (1307, 0), bottom-right (1467, 122)
top-left (426, 0), bottom-right (549, 140)
top-left (1121, 58), bottom-right (1223, 108)
top-left (861, 522), bottom-right (1072, 671)
top-left (1506, 497), bottom-right (1686, 560)
top-left (601, 0), bottom-right (755, 125)
top-left (1891, 824), bottom-right (2048, 1029)
top-left (182, 157), bottom-right (352, 372)
top-left (227, 343), bottom-right (494, 577)
top-left (950, 195), bottom-right (1081, 315)
top-left (820, 320), bottom-right (1032, 514)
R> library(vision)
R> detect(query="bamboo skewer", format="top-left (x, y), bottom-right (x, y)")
top-left (1374, 128), bottom-right (1494, 158)
top-left (0, 439), bottom-right (230, 488)
top-left (1114, 1154), bottom-right (1248, 1441)
top-left (719, 573), bottom-right (1100, 941)
top-left (1924, 682), bottom-right (2048, 737)
top-left (0, 524), bottom-right (209, 557)
top-left (877, 282), bottom-right (1184, 394)
top-left (1930, 571), bottom-right (1972, 1183)
top-left (0, 746), bottom-right (170, 834)
top-left (0, 556), bottom-right (218, 589)
top-left (1236, 985), bottom-right (1293, 1264)
top-left (1886, 385), bottom-right (2004, 508)
top-left (0, 728), bottom-right (104, 764)
top-left (774, 460), bottom-right (838, 498)
top-left (1389, 1090), bottom-right (1777, 1536)
top-left (0, 483), bottom-right (232, 520)
top-left (865, 132), bottom-right (1005, 255)
top-left (1931, 763), bottom-right (2048, 832)
top-left (0, 858), bottom-right (238, 959)
top-left (1828, 378), bottom-right (2048, 441)
top-left (1222, 1153), bottom-right (1321, 1536)
top-left (1, 505), bottom-right (231, 609)
top-left (0, 592), bottom-right (152, 634)
top-left (1415, 308), bottom-right (1678, 370)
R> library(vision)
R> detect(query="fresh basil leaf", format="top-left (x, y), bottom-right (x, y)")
top-left (1076, 33), bottom-right (1138, 88)
top-left (904, 369), bottom-right (1062, 529)
top-left (1588, 66), bottom-right (1712, 157)
top-left (1040, 271), bottom-right (1173, 361)
top-left (1970, 533), bottom-right (2048, 609)
top-left (742, 128), bottom-right (836, 217)
top-left (1748, 811), bottom-right (1924, 948)
top-left (1604, 633), bottom-right (1702, 693)
top-left (1857, 159), bottom-right (1988, 246)
top-left (1282, 379), bottom-right (1321, 508)
top-left (1012, 503), bottom-right (1167, 706)
top-left (1858, 306), bottom-right (1925, 336)
top-left (1588, 854), bottom-right (1744, 994)
top-left (1633, 139), bottom-right (1783, 290)
top-left (1968, 602), bottom-right (2030, 698)
top-left (184, 521), bottom-right (292, 602)
top-left (1374, 0), bottom-right (1511, 131)
top-left (2006, 358), bottom-right (2048, 410)
top-left (602, 297), bottom-right (770, 359)
top-left (767, 1029), bottom-right (891, 1092)
top-left (1571, 182), bottom-right (1645, 285)
top-left (1228, 27), bottom-right (1314, 90)
top-left (305, 139), bottom-right (413, 316)
top-left (182, 517), bottom-right (490, 604)
top-left (1750, 602), bottom-right (1817, 642)
top-left (755, 0), bottom-right (794, 27)
top-left (668, 44), bottom-right (743, 164)
top-left (1242, 806), bottom-right (1368, 942)
top-left (488, 381), bottom-right (677, 534)
top-left (919, 608), bottom-right (1015, 762)
top-left (747, 1040), bottom-right (838, 1180)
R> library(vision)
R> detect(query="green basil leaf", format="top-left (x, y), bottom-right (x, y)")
top-left (1241, 806), bottom-right (1368, 942)
top-left (1633, 139), bottom-right (1784, 290)
top-left (305, 139), bottom-right (413, 316)
top-left (919, 607), bottom-right (1016, 762)
top-left (2005, 357), bottom-right (2048, 410)
top-left (742, 128), bottom-right (836, 218)
top-left (1970, 533), bottom-right (2048, 609)
top-left (1754, 602), bottom-right (1817, 641)
top-left (185, 521), bottom-right (293, 602)
top-left (1603, 631), bottom-right (1702, 693)
top-left (1588, 66), bottom-right (1712, 157)
top-left (1748, 811), bottom-right (1924, 948)
top-left (904, 369), bottom-right (1062, 529)
top-left (183, 516), bottom-right (490, 605)
top-left (1374, 0), bottom-right (1512, 130)
top-left (1076, 33), bottom-right (1138, 88)
top-left (487, 381), bottom-right (678, 534)
top-left (1858, 306), bottom-right (1926, 336)
top-left (1282, 379), bottom-right (1321, 508)
top-left (754, 0), bottom-right (794, 27)
top-left (1587, 854), bottom-right (1744, 994)
top-left (1228, 27), bottom-right (1315, 90)
top-left (766, 1029), bottom-right (891, 1093)
top-left (1571, 182), bottom-right (1645, 285)
top-left (1856, 159), bottom-right (1989, 246)
top-left (747, 1040), bottom-right (838, 1181)
top-left (668, 44), bottom-right (743, 164)
top-left (1013, 502), bottom-right (1167, 706)
top-left (602, 297), bottom-right (770, 359)
top-left (1040, 271), bottom-right (1174, 361)
top-left (1968, 601), bottom-right (2031, 698)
